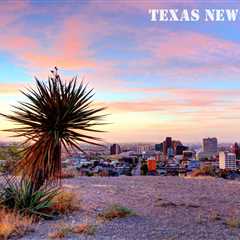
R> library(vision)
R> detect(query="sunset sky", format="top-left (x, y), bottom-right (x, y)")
top-left (1, 0), bottom-right (240, 143)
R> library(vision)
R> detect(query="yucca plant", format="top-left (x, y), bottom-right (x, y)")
top-left (0, 176), bottom-right (59, 219)
top-left (0, 67), bottom-right (106, 189)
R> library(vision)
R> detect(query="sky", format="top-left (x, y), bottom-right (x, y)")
top-left (1, 0), bottom-right (240, 143)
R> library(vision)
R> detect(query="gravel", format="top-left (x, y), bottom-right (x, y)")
top-left (19, 176), bottom-right (240, 240)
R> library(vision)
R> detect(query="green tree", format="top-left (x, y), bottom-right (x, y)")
top-left (141, 162), bottom-right (148, 176)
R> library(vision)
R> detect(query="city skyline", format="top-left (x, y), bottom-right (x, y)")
top-left (1, 1), bottom-right (240, 143)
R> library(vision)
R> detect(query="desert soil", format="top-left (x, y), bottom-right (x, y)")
top-left (19, 176), bottom-right (240, 240)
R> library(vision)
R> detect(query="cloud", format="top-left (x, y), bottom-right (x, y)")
top-left (99, 88), bottom-right (240, 126)
top-left (0, 83), bottom-right (26, 95)
top-left (0, 1), bottom-right (31, 28)
top-left (1, 1), bottom-right (240, 87)
top-left (123, 28), bottom-right (240, 80)
top-left (1, 1), bottom-right (240, 142)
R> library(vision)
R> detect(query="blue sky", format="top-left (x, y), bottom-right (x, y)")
top-left (1, 0), bottom-right (240, 143)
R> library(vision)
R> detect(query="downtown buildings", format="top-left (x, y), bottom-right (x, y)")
top-left (155, 137), bottom-right (189, 160)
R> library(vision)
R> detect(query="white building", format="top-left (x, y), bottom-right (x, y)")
top-left (136, 144), bottom-right (152, 154)
top-left (219, 151), bottom-right (236, 170)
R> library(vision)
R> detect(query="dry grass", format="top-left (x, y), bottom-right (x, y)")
top-left (48, 223), bottom-right (72, 239)
top-left (72, 223), bottom-right (96, 235)
top-left (225, 217), bottom-right (240, 228)
top-left (196, 214), bottom-right (203, 224)
top-left (209, 211), bottom-right (221, 221)
top-left (0, 209), bottom-right (33, 239)
top-left (191, 165), bottom-right (216, 177)
top-left (52, 190), bottom-right (80, 214)
top-left (48, 223), bottom-right (96, 239)
top-left (98, 204), bottom-right (135, 221)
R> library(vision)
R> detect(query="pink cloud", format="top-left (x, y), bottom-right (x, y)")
top-left (0, 83), bottom-right (26, 94)
top-left (100, 87), bottom-right (240, 113)
top-left (136, 29), bottom-right (240, 64)
top-left (0, 35), bottom-right (37, 53)
top-left (1, 1), bottom-right (240, 98)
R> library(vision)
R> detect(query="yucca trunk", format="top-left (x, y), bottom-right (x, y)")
top-left (19, 137), bottom-right (62, 190)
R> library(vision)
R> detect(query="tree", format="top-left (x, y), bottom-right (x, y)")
top-left (0, 68), bottom-right (106, 189)
top-left (141, 162), bottom-right (148, 176)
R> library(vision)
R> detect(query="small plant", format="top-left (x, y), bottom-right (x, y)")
top-left (209, 211), bottom-right (221, 221)
top-left (49, 223), bottom-right (96, 239)
top-left (225, 217), bottom-right (240, 228)
top-left (218, 169), bottom-right (232, 179)
top-left (48, 230), bottom-right (65, 239)
top-left (86, 171), bottom-right (94, 177)
top-left (99, 204), bottom-right (135, 221)
top-left (0, 177), bottom-right (59, 219)
top-left (191, 165), bottom-right (216, 177)
top-left (0, 209), bottom-right (33, 239)
top-left (72, 223), bottom-right (96, 235)
top-left (48, 223), bottom-right (72, 239)
top-left (52, 190), bottom-right (80, 214)
top-left (196, 212), bottom-right (204, 224)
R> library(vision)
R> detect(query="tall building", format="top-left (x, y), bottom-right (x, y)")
top-left (197, 138), bottom-right (218, 160)
top-left (183, 150), bottom-right (195, 160)
top-left (231, 142), bottom-right (240, 159)
top-left (176, 145), bottom-right (188, 155)
top-left (163, 137), bottom-right (172, 156)
top-left (110, 144), bottom-right (121, 155)
top-left (203, 137), bottom-right (218, 154)
top-left (219, 151), bottom-right (236, 170)
top-left (155, 143), bottom-right (163, 152)
top-left (172, 140), bottom-right (182, 153)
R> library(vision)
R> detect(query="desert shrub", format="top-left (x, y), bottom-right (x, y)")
top-left (0, 209), bottom-right (32, 239)
top-left (209, 211), bottom-right (221, 221)
top-left (48, 223), bottom-right (72, 239)
top-left (225, 217), bottom-right (240, 228)
top-left (218, 169), bottom-right (232, 179)
top-left (49, 223), bottom-right (96, 239)
top-left (48, 230), bottom-right (66, 239)
top-left (0, 145), bottom-right (23, 174)
top-left (0, 159), bottom-right (16, 174)
top-left (191, 165), bottom-right (216, 177)
top-left (99, 204), bottom-right (135, 220)
top-left (196, 212), bottom-right (204, 224)
top-left (72, 223), bottom-right (96, 235)
top-left (0, 177), bottom-right (59, 219)
top-left (86, 171), bottom-right (94, 177)
top-left (52, 190), bottom-right (80, 214)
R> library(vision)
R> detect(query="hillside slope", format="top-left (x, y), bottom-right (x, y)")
top-left (21, 176), bottom-right (240, 240)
